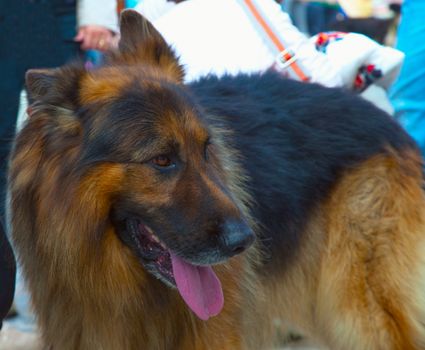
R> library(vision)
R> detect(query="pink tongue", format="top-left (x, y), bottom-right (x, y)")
top-left (170, 253), bottom-right (223, 320)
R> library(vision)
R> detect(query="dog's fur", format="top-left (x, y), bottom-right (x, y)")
top-left (8, 11), bottom-right (425, 350)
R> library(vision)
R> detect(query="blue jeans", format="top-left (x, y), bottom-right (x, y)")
top-left (390, 0), bottom-right (425, 156)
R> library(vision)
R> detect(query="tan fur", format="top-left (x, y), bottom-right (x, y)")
top-left (8, 113), bottom-right (263, 349)
top-left (9, 10), bottom-right (425, 350)
top-left (262, 149), bottom-right (425, 349)
top-left (13, 107), bottom-right (425, 350)
top-left (80, 66), bottom-right (180, 106)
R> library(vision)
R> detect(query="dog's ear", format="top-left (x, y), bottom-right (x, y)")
top-left (25, 64), bottom-right (83, 109)
top-left (26, 69), bottom-right (60, 102)
top-left (115, 10), bottom-right (184, 82)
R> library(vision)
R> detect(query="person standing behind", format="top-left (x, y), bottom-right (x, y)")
top-left (0, 0), bottom-right (118, 330)
top-left (0, 0), bottom-right (118, 221)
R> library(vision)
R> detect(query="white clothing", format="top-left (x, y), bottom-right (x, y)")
top-left (135, 0), bottom-right (177, 22)
top-left (137, 0), bottom-right (343, 86)
top-left (77, 0), bottom-right (119, 33)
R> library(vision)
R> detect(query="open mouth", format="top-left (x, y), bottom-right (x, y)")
top-left (125, 219), bottom-right (224, 320)
top-left (126, 220), bottom-right (175, 285)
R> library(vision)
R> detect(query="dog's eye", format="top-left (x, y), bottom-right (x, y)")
top-left (151, 155), bottom-right (175, 169)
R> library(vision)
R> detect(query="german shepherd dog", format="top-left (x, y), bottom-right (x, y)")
top-left (8, 10), bottom-right (425, 350)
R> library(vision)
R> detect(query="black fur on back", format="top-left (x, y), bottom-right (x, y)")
top-left (189, 71), bottom-right (417, 270)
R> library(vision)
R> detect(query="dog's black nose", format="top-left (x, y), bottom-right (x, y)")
top-left (219, 219), bottom-right (255, 256)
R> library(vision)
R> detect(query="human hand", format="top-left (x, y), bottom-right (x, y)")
top-left (74, 25), bottom-right (117, 52)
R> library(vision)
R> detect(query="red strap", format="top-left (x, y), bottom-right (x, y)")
top-left (242, 0), bottom-right (309, 82)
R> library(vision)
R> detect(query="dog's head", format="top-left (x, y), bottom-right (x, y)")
top-left (23, 11), bottom-right (254, 320)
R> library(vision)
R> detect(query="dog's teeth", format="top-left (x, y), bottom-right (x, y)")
top-left (152, 235), bottom-right (166, 248)
top-left (144, 226), bottom-right (166, 247)
top-left (154, 236), bottom-right (167, 249)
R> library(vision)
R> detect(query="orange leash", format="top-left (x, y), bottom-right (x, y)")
top-left (242, 0), bottom-right (309, 82)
